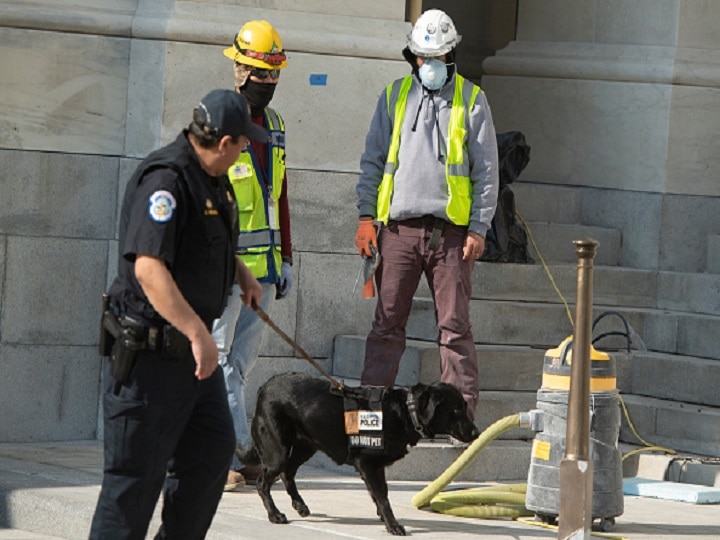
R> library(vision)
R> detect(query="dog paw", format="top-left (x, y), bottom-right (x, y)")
top-left (386, 522), bottom-right (407, 536)
top-left (269, 512), bottom-right (288, 524)
top-left (293, 501), bottom-right (310, 517)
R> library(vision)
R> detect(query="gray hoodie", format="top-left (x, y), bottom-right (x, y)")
top-left (356, 72), bottom-right (499, 237)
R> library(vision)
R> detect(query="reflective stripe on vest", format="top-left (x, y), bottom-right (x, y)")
top-left (377, 75), bottom-right (481, 225)
top-left (228, 107), bottom-right (285, 280)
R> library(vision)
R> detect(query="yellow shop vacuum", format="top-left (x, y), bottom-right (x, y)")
top-left (525, 336), bottom-right (624, 532)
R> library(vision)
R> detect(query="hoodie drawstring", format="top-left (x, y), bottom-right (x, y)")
top-left (432, 96), bottom-right (446, 163)
top-left (411, 93), bottom-right (426, 132)
top-left (411, 90), bottom-right (447, 164)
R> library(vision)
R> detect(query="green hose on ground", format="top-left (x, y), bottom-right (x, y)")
top-left (412, 413), bottom-right (522, 509)
top-left (430, 484), bottom-right (532, 518)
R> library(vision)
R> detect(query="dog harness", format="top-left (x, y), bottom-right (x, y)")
top-left (339, 386), bottom-right (385, 450)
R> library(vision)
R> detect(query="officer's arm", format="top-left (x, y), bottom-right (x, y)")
top-left (134, 254), bottom-right (218, 380)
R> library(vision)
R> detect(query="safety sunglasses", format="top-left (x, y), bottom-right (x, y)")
top-left (250, 67), bottom-right (281, 80)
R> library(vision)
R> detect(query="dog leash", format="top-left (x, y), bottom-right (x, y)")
top-left (252, 303), bottom-right (344, 392)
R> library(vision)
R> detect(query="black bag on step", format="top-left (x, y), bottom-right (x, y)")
top-left (480, 131), bottom-right (534, 263)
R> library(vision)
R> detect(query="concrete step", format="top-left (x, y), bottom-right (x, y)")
top-left (522, 221), bottom-right (622, 265)
top-left (619, 394), bottom-right (720, 457)
top-left (308, 439), bottom-right (533, 483)
top-left (389, 440), bottom-right (531, 482)
top-left (405, 297), bottom-right (612, 349)
top-left (658, 271), bottom-right (720, 316)
top-left (405, 297), bottom-right (720, 360)
top-left (407, 297), bottom-right (564, 349)
top-left (707, 234), bottom-right (720, 274)
top-left (620, 351), bottom-right (720, 407)
top-left (621, 444), bottom-right (720, 488)
top-left (332, 336), bottom-right (544, 390)
top-left (464, 262), bottom-right (658, 308)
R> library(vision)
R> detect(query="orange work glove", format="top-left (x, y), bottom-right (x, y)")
top-left (363, 277), bottom-right (375, 299)
top-left (354, 219), bottom-right (378, 257)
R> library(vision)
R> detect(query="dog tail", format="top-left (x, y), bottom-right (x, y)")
top-left (235, 443), bottom-right (260, 466)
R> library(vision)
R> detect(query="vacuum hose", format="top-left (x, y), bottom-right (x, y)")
top-left (429, 483), bottom-right (531, 518)
top-left (412, 413), bottom-right (525, 509)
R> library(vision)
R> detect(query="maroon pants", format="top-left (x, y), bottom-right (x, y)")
top-left (360, 218), bottom-right (479, 420)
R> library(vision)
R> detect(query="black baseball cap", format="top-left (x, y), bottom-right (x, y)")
top-left (194, 89), bottom-right (268, 142)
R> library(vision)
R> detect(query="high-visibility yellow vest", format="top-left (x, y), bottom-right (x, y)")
top-left (227, 107), bottom-right (285, 280)
top-left (377, 74), bottom-right (481, 225)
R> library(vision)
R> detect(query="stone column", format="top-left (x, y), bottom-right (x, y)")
top-left (482, 0), bottom-right (720, 271)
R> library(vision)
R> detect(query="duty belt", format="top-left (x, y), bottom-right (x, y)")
top-left (103, 312), bottom-right (190, 355)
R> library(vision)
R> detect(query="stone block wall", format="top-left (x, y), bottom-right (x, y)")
top-left (0, 0), bottom-right (411, 442)
top-left (3, 0), bottom-right (716, 444)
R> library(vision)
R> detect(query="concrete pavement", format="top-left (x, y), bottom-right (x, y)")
top-left (0, 441), bottom-right (719, 539)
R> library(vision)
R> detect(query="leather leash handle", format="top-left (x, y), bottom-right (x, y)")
top-left (252, 303), bottom-right (344, 392)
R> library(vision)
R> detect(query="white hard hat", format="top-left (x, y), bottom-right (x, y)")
top-left (407, 9), bottom-right (461, 57)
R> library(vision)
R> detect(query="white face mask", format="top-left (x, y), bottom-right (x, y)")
top-left (418, 58), bottom-right (448, 91)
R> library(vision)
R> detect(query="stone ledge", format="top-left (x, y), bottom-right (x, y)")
top-left (485, 40), bottom-right (720, 88)
top-left (0, 0), bottom-right (408, 60)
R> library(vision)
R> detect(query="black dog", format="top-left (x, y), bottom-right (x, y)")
top-left (237, 372), bottom-right (479, 536)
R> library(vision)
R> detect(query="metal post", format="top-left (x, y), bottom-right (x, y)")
top-left (406, 0), bottom-right (422, 24)
top-left (558, 238), bottom-right (599, 540)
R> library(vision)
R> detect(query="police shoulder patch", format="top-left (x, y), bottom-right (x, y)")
top-left (148, 190), bottom-right (176, 223)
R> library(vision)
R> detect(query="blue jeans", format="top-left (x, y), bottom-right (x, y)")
top-left (211, 282), bottom-right (276, 470)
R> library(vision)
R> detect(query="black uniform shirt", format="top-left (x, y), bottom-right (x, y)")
top-left (109, 132), bottom-right (238, 328)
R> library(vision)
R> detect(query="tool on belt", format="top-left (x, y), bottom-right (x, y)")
top-left (252, 303), bottom-right (344, 391)
top-left (353, 243), bottom-right (381, 299)
top-left (99, 293), bottom-right (190, 384)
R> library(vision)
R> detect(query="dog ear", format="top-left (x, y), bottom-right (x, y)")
top-left (415, 384), bottom-right (442, 426)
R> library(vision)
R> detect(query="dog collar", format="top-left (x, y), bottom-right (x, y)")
top-left (406, 390), bottom-right (428, 438)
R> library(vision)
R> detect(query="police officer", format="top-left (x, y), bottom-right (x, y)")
top-left (90, 89), bottom-right (266, 539)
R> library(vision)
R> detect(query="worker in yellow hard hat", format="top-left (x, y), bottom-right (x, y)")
top-left (223, 20), bottom-right (288, 115)
top-left (212, 20), bottom-right (294, 491)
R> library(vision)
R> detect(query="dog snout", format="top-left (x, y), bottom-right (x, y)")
top-left (454, 420), bottom-right (480, 443)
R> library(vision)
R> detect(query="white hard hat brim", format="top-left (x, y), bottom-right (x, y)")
top-left (407, 35), bottom-right (461, 57)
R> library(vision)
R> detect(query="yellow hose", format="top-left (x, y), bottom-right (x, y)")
top-left (412, 413), bottom-right (522, 508)
top-left (430, 484), bottom-right (532, 519)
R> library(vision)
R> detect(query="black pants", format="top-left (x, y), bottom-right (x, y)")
top-left (90, 348), bottom-right (235, 540)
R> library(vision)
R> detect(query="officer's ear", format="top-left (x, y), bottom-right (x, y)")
top-left (217, 135), bottom-right (233, 153)
top-left (218, 134), bottom-right (242, 158)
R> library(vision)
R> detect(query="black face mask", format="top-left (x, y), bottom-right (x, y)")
top-left (242, 80), bottom-right (277, 117)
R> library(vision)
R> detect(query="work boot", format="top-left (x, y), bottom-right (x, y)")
top-left (224, 469), bottom-right (246, 492)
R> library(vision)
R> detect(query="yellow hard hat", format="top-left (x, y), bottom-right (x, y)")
top-left (223, 20), bottom-right (288, 70)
